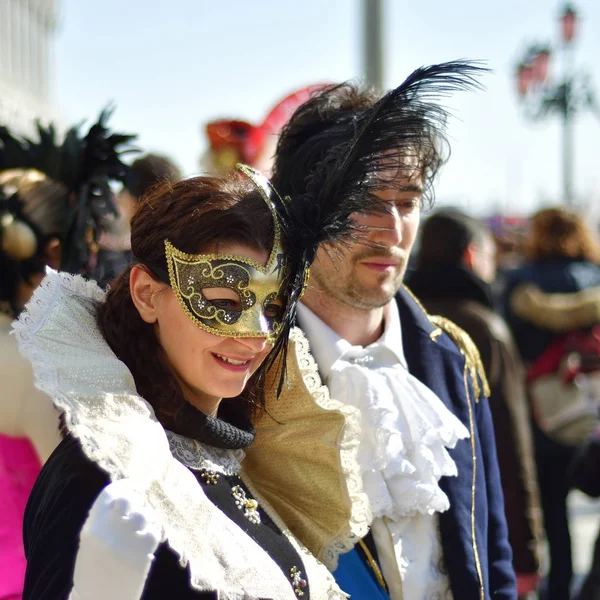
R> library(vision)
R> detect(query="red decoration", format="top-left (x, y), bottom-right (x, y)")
top-left (205, 84), bottom-right (328, 173)
top-left (560, 5), bottom-right (577, 43)
top-left (517, 63), bottom-right (535, 96)
top-left (532, 49), bottom-right (551, 82)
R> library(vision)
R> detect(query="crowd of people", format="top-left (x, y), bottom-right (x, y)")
top-left (1, 58), bottom-right (600, 600)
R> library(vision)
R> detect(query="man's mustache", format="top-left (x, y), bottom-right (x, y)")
top-left (352, 249), bottom-right (405, 262)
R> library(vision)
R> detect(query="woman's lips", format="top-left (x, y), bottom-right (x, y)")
top-left (211, 352), bottom-right (252, 372)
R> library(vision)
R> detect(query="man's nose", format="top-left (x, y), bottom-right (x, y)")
top-left (367, 204), bottom-right (402, 248)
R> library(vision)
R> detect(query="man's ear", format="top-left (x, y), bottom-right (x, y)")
top-left (462, 242), bottom-right (477, 271)
top-left (130, 265), bottom-right (164, 324)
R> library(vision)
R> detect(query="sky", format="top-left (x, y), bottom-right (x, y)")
top-left (52, 0), bottom-right (600, 217)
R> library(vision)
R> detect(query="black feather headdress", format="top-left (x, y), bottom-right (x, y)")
top-left (0, 107), bottom-right (137, 277)
top-left (265, 60), bottom-right (487, 392)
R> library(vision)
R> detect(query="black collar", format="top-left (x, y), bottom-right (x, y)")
top-left (172, 399), bottom-right (255, 450)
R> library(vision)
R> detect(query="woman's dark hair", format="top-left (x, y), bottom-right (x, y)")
top-left (97, 173), bottom-right (275, 430)
top-left (525, 207), bottom-right (600, 264)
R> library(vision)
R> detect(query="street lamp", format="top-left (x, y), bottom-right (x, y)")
top-left (514, 3), bottom-right (598, 206)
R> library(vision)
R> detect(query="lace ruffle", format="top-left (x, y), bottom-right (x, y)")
top-left (290, 328), bottom-right (371, 568)
top-left (327, 360), bottom-right (469, 521)
top-left (166, 430), bottom-right (243, 476)
top-left (13, 269), bottom-right (344, 600)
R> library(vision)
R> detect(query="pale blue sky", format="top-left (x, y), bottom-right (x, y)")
top-left (53, 0), bottom-right (600, 216)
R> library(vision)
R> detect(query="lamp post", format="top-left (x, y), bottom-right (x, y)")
top-left (363, 0), bottom-right (384, 92)
top-left (514, 3), bottom-right (598, 206)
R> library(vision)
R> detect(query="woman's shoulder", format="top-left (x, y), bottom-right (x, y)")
top-left (27, 434), bottom-right (110, 520)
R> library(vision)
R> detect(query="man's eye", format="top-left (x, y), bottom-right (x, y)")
top-left (396, 199), bottom-right (420, 210)
top-left (212, 299), bottom-right (241, 311)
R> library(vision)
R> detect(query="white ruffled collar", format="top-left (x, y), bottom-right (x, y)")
top-left (298, 300), bottom-right (469, 521)
top-left (13, 269), bottom-right (345, 600)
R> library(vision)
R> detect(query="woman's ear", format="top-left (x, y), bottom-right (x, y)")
top-left (130, 265), bottom-right (164, 324)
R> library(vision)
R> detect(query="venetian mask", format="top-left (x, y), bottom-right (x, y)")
top-left (164, 165), bottom-right (288, 342)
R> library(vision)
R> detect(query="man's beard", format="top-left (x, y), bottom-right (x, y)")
top-left (314, 249), bottom-right (407, 310)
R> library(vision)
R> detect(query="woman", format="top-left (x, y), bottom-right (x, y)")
top-left (505, 207), bottom-right (600, 600)
top-left (15, 164), bottom-right (369, 599)
top-left (0, 114), bottom-right (134, 600)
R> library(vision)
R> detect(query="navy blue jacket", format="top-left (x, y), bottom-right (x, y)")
top-left (398, 286), bottom-right (516, 599)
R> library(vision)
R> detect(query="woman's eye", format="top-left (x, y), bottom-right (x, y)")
top-left (265, 304), bottom-right (284, 319)
top-left (212, 299), bottom-right (241, 311)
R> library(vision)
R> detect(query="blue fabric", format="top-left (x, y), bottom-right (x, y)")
top-left (334, 547), bottom-right (390, 600)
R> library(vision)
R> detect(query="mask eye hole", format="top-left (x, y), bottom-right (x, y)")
top-left (263, 293), bottom-right (286, 322)
top-left (202, 287), bottom-right (242, 312)
top-left (264, 299), bottom-right (284, 320)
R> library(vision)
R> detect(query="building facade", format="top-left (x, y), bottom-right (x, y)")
top-left (0, 0), bottom-right (60, 138)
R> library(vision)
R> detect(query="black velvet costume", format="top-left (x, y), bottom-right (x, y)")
top-left (23, 406), bottom-right (310, 600)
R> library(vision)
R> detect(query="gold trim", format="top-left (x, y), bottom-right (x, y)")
top-left (463, 363), bottom-right (485, 600)
top-left (430, 327), bottom-right (443, 340)
top-left (236, 163), bottom-right (283, 270)
top-left (401, 285), bottom-right (446, 341)
top-left (429, 315), bottom-right (490, 401)
top-left (358, 539), bottom-right (388, 594)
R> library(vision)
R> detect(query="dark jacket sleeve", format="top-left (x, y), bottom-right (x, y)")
top-left (477, 326), bottom-right (541, 575)
top-left (476, 394), bottom-right (518, 598)
top-left (23, 436), bottom-right (109, 600)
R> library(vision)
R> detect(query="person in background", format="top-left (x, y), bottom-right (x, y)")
top-left (0, 111), bottom-right (135, 600)
top-left (94, 153), bottom-right (181, 287)
top-left (406, 208), bottom-right (543, 598)
top-left (270, 60), bottom-right (517, 600)
top-left (504, 207), bottom-right (600, 600)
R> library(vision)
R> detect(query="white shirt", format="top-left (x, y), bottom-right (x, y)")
top-left (297, 302), bottom-right (467, 600)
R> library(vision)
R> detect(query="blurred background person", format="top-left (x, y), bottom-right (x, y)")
top-left (94, 152), bottom-right (181, 288)
top-left (0, 114), bottom-right (135, 600)
top-left (407, 208), bottom-right (543, 599)
top-left (504, 207), bottom-right (600, 600)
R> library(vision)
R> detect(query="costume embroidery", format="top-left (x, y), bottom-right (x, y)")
top-left (290, 566), bottom-right (307, 597)
top-left (199, 469), bottom-right (220, 485)
top-left (430, 315), bottom-right (490, 400)
top-left (231, 485), bottom-right (261, 524)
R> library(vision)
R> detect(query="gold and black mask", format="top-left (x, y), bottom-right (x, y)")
top-left (164, 165), bottom-right (288, 343)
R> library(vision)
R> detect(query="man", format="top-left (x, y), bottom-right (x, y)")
top-left (271, 63), bottom-right (517, 599)
top-left (94, 153), bottom-right (181, 286)
top-left (407, 209), bottom-right (543, 598)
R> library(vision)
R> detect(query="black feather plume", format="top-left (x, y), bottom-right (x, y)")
top-left (0, 107), bottom-right (137, 275)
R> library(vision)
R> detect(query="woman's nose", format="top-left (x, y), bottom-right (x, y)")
top-left (237, 336), bottom-right (270, 354)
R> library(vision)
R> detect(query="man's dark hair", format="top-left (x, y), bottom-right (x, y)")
top-left (271, 63), bottom-right (484, 214)
top-left (417, 208), bottom-right (490, 267)
top-left (271, 81), bottom-right (448, 210)
top-left (125, 153), bottom-right (181, 200)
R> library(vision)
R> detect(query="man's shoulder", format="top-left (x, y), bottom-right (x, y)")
top-left (397, 287), bottom-right (490, 400)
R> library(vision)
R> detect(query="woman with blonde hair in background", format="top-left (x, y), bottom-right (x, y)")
top-left (505, 207), bottom-right (600, 600)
